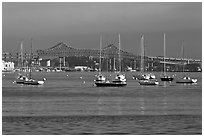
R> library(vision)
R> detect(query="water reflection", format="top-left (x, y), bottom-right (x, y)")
top-left (97, 88), bottom-right (123, 115)
top-left (139, 88), bottom-right (145, 115)
top-left (162, 87), bottom-right (168, 115)
top-left (18, 98), bottom-right (26, 116)
top-left (139, 97), bottom-right (145, 115)
top-left (97, 88), bottom-right (104, 115)
top-left (116, 96), bottom-right (122, 115)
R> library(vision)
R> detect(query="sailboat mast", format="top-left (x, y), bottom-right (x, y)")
top-left (29, 38), bottom-right (33, 79)
top-left (164, 33), bottom-right (166, 74)
top-left (140, 35), bottom-right (144, 72)
top-left (181, 41), bottom-right (184, 74)
top-left (118, 34), bottom-right (121, 72)
top-left (99, 36), bottom-right (102, 75)
top-left (20, 41), bottom-right (23, 70)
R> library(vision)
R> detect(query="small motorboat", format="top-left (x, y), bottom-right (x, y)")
top-left (176, 76), bottom-right (197, 84)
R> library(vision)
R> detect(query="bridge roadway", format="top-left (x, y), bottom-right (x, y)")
top-left (37, 54), bottom-right (201, 65)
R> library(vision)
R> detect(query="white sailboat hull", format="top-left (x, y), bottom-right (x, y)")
top-left (176, 77), bottom-right (197, 83)
top-left (139, 79), bottom-right (159, 85)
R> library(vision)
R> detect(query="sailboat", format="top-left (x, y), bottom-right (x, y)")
top-left (112, 34), bottom-right (127, 83)
top-left (133, 35), bottom-right (156, 80)
top-left (176, 42), bottom-right (197, 84)
top-left (132, 35), bottom-right (158, 85)
top-left (95, 34), bottom-right (127, 87)
top-left (14, 41), bottom-right (30, 84)
top-left (94, 36), bottom-right (106, 83)
top-left (14, 39), bottom-right (45, 85)
top-left (160, 33), bottom-right (174, 81)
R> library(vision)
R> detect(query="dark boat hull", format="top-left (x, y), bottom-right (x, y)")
top-left (15, 81), bottom-right (25, 84)
top-left (139, 82), bottom-right (158, 86)
top-left (23, 81), bottom-right (40, 85)
top-left (15, 80), bottom-right (41, 85)
top-left (161, 77), bottom-right (174, 81)
top-left (95, 82), bottom-right (127, 87)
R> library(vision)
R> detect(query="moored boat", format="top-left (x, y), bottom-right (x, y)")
top-left (112, 73), bottom-right (127, 83)
top-left (133, 35), bottom-right (156, 81)
top-left (133, 73), bottom-right (155, 80)
top-left (94, 36), bottom-right (107, 85)
top-left (161, 75), bottom-right (174, 81)
top-left (95, 74), bottom-right (106, 82)
top-left (139, 79), bottom-right (159, 85)
top-left (133, 35), bottom-right (158, 86)
top-left (14, 39), bottom-right (46, 85)
top-left (15, 75), bottom-right (28, 84)
top-left (160, 33), bottom-right (174, 81)
top-left (176, 42), bottom-right (197, 84)
top-left (14, 75), bottom-right (45, 85)
top-left (176, 76), bottom-right (197, 84)
top-left (95, 34), bottom-right (127, 87)
top-left (95, 80), bottom-right (127, 87)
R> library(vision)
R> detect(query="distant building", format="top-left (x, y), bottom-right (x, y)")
top-left (2, 51), bottom-right (39, 68)
top-left (2, 52), bottom-right (13, 62)
top-left (2, 60), bottom-right (14, 72)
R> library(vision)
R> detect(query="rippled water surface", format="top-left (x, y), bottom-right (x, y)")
top-left (2, 72), bottom-right (202, 134)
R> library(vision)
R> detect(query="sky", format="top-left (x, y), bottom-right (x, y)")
top-left (2, 2), bottom-right (202, 59)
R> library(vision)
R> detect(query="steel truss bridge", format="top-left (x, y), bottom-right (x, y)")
top-left (36, 42), bottom-right (201, 65)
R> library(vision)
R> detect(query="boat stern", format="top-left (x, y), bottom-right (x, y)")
top-left (192, 79), bottom-right (198, 83)
top-left (38, 81), bottom-right (44, 85)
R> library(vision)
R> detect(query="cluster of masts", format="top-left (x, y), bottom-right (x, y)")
top-left (94, 33), bottom-right (197, 87)
top-left (13, 34), bottom-right (198, 86)
top-left (94, 34), bottom-right (127, 87)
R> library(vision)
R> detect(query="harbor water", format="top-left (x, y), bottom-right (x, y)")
top-left (2, 71), bottom-right (202, 134)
